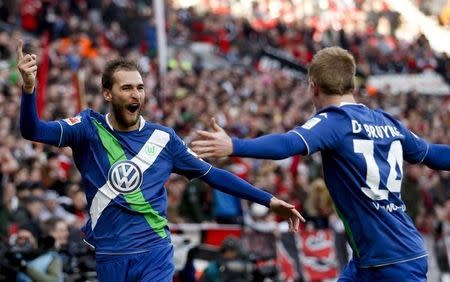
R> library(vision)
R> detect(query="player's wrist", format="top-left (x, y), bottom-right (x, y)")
top-left (23, 85), bottom-right (35, 94)
top-left (269, 196), bottom-right (277, 209)
top-left (228, 137), bottom-right (234, 156)
top-left (230, 137), bottom-right (239, 155)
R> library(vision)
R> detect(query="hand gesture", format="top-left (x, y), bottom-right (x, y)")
top-left (191, 118), bottom-right (233, 158)
top-left (269, 197), bottom-right (305, 233)
top-left (16, 39), bottom-right (37, 93)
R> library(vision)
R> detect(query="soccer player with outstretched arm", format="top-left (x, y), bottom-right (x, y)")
top-left (192, 47), bottom-right (450, 281)
top-left (17, 40), bottom-right (303, 282)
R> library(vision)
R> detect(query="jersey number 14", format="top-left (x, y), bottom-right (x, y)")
top-left (353, 139), bottom-right (403, 201)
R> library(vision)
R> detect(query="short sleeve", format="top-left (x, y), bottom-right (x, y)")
top-left (396, 123), bottom-right (429, 164)
top-left (57, 111), bottom-right (89, 148)
top-left (290, 109), bottom-right (347, 155)
top-left (170, 131), bottom-right (212, 179)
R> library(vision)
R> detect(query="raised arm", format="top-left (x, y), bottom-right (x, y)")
top-left (20, 89), bottom-right (63, 145)
top-left (17, 40), bottom-right (62, 145)
top-left (191, 118), bottom-right (307, 159)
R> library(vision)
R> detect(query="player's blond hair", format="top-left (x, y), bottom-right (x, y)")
top-left (308, 47), bottom-right (356, 96)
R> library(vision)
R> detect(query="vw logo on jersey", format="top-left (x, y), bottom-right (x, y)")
top-left (108, 160), bottom-right (143, 193)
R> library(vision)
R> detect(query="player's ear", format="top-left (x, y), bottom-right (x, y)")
top-left (310, 81), bottom-right (319, 97)
top-left (103, 88), bottom-right (112, 102)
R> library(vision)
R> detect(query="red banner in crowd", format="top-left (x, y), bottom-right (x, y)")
top-left (301, 228), bottom-right (339, 281)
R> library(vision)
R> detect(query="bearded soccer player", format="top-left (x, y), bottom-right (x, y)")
top-left (192, 46), bottom-right (450, 281)
top-left (17, 40), bottom-right (303, 282)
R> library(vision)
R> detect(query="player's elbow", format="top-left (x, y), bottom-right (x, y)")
top-left (20, 128), bottom-right (32, 140)
top-left (19, 122), bottom-right (36, 140)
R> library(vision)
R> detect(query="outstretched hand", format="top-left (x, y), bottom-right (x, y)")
top-left (16, 39), bottom-right (37, 93)
top-left (269, 197), bottom-right (305, 233)
top-left (191, 118), bottom-right (233, 158)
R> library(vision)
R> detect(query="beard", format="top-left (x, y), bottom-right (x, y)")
top-left (111, 100), bottom-right (140, 129)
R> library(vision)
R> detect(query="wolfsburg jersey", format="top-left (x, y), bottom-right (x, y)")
top-left (291, 103), bottom-right (428, 267)
top-left (57, 109), bottom-right (211, 254)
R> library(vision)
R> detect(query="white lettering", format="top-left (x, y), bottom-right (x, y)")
top-left (388, 126), bottom-right (397, 137)
top-left (352, 120), bottom-right (362, 134)
top-left (356, 123), bottom-right (404, 139)
top-left (364, 125), bottom-right (372, 137)
top-left (372, 202), bottom-right (406, 213)
top-left (375, 126), bottom-right (384, 138)
top-left (369, 126), bottom-right (378, 138)
top-left (381, 126), bottom-right (390, 138)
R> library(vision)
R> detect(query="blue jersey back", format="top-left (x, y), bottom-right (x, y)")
top-left (56, 109), bottom-right (211, 254)
top-left (292, 103), bottom-right (429, 267)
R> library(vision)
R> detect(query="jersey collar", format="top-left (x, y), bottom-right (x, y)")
top-left (339, 102), bottom-right (367, 107)
top-left (105, 113), bottom-right (145, 131)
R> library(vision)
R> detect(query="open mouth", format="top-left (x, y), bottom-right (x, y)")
top-left (126, 103), bottom-right (140, 114)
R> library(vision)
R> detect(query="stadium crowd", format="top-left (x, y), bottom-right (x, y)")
top-left (0, 0), bottom-right (449, 280)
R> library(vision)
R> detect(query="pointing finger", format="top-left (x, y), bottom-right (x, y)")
top-left (17, 39), bottom-right (24, 60)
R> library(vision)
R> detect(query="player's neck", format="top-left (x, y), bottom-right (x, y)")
top-left (107, 113), bottom-right (140, 132)
top-left (320, 93), bottom-right (356, 108)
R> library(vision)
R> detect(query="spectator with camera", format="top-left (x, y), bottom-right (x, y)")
top-left (3, 225), bottom-right (63, 282)
top-left (200, 236), bottom-right (252, 282)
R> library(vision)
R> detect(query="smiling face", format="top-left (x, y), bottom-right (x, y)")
top-left (103, 70), bottom-right (145, 131)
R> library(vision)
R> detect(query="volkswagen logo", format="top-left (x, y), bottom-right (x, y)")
top-left (108, 160), bottom-right (143, 193)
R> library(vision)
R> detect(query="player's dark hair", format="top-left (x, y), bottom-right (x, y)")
top-left (101, 58), bottom-right (142, 90)
top-left (308, 47), bottom-right (356, 96)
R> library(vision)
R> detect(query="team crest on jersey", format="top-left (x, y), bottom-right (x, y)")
top-left (108, 160), bottom-right (143, 193)
top-left (302, 117), bottom-right (321, 130)
top-left (145, 144), bottom-right (157, 156)
top-left (63, 116), bottom-right (82, 126)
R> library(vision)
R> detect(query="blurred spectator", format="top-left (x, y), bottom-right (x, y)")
top-left (200, 236), bottom-right (250, 282)
top-left (401, 165), bottom-right (423, 224)
top-left (179, 178), bottom-right (212, 223)
top-left (39, 190), bottom-right (76, 225)
top-left (5, 226), bottom-right (63, 282)
top-left (13, 195), bottom-right (44, 239)
top-left (303, 178), bottom-right (333, 229)
top-left (435, 199), bottom-right (450, 281)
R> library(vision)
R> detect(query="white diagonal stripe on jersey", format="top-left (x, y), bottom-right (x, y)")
top-left (90, 129), bottom-right (170, 229)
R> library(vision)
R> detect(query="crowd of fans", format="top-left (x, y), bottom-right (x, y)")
top-left (0, 0), bottom-right (449, 280)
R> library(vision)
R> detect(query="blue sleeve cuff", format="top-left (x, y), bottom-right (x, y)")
top-left (231, 137), bottom-right (242, 156)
